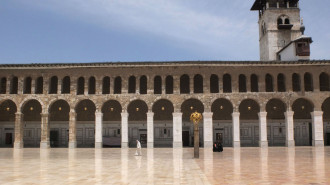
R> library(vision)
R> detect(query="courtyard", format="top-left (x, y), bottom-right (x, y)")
top-left (0, 147), bottom-right (329, 184)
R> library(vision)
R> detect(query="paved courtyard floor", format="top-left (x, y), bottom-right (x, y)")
top-left (0, 147), bottom-right (329, 184)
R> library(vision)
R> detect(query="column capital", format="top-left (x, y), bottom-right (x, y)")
top-left (121, 112), bottom-right (129, 117)
top-left (95, 112), bottom-right (103, 116)
top-left (173, 112), bottom-right (182, 117)
top-left (285, 111), bottom-right (294, 117)
top-left (147, 111), bottom-right (154, 117)
top-left (258, 112), bottom-right (267, 117)
top-left (232, 112), bottom-right (240, 117)
top-left (15, 112), bottom-right (23, 116)
top-left (311, 111), bottom-right (323, 117)
top-left (40, 113), bottom-right (49, 117)
top-left (203, 112), bottom-right (213, 118)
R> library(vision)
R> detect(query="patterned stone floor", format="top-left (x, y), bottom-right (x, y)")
top-left (0, 147), bottom-right (329, 184)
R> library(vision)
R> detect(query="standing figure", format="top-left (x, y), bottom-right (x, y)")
top-left (135, 140), bottom-right (142, 156)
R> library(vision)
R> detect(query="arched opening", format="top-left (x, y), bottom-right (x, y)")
top-left (102, 76), bottom-right (110, 94)
top-left (194, 74), bottom-right (203, 93)
top-left (35, 77), bottom-right (43, 94)
top-left (266, 74), bottom-right (274, 92)
top-left (140, 76), bottom-right (147, 94)
top-left (114, 76), bottom-right (122, 94)
top-left (239, 99), bottom-right (260, 147)
top-left (292, 73), bottom-right (301, 92)
top-left (127, 100), bottom-right (148, 148)
top-left (10, 76), bottom-right (18, 94)
top-left (102, 100), bottom-right (122, 147)
top-left (22, 99), bottom-right (42, 148)
top-left (128, 76), bottom-right (136, 94)
top-left (181, 99), bottom-right (204, 147)
top-left (75, 99), bottom-right (96, 148)
top-left (0, 100), bottom-right (17, 147)
top-left (0, 77), bottom-right (7, 94)
top-left (152, 99), bottom-right (174, 147)
top-left (88, 76), bottom-right (96, 94)
top-left (49, 76), bottom-right (58, 94)
top-left (304, 73), bottom-right (313, 92)
top-left (154, 76), bottom-right (162, 94)
top-left (77, 77), bottom-right (84, 95)
top-left (285, 18), bottom-right (290, 24)
top-left (277, 18), bottom-right (283, 25)
top-left (319, 73), bottom-right (330, 91)
top-left (322, 98), bottom-right (330, 146)
top-left (211, 98), bottom-right (233, 147)
top-left (239, 74), bottom-right (247, 92)
top-left (23, 77), bottom-right (32, 94)
top-left (180, 75), bottom-right (190, 94)
top-left (49, 100), bottom-right (70, 148)
top-left (251, 74), bottom-right (259, 92)
top-left (223, 74), bottom-right (232, 93)
top-left (266, 99), bottom-right (286, 146)
top-left (62, 76), bottom-right (70, 94)
top-left (165, 76), bottom-right (173, 94)
top-left (210, 74), bottom-right (219, 93)
top-left (277, 73), bottom-right (286, 92)
top-left (292, 98), bottom-right (314, 146)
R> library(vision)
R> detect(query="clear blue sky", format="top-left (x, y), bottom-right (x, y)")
top-left (1, 0), bottom-right (329, 64)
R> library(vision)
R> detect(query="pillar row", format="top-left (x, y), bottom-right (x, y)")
top-left (95, 112), bottom-right (103, 148)
top-left (121, 112), bottom-right (129, 148)
top-left (258, 112), bottom-right (268, 148)
top-left (14, 112), bottom-right (24, 149)
top-left (232, 112), bottom-right (240, 148)
top-left (69, 111), bottom-right (77, 149)
top-left (147, 111), bottom-right (154, 148)
top-left (40, 112), bottom-right (50, 149)
top-left (311, 111), bottom-right (324, 147)
top-left (285, 111), bottom-right (295, 147)
top-left (203, 112), bottom-right (213, 148)
top-left (173, 112), bottom-right (182, 148)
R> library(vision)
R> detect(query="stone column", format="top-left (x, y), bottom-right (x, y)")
top-left (232, 112), bottom-right (240, 148)
top-left (173, 112), bottom-right (182, 148)
top-left (95, 112), bottom-right (103, 148)
top-left (14, 112), bottom-right (23, 149)
top-left (69, 111), bottom-right (77, 148)
top-left (311, 111), bottom-right (324, 146)
top-left (258, 112), bottom-right (268, 147)
top-left (40, 112), bottom-right (50, 149)
top-left (203, 112), bottom-right (213, 148)
top-left (147, 111), bottom-right (154, 148)
top-left (285, 111), bottom-right (295, 147)
top-left (121, 112), bottom-right (129, 148)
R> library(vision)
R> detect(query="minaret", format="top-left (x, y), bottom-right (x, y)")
top-left (251, 0), bottom-right (309, 61)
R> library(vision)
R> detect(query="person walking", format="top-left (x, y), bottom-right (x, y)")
top-left (135, 140), bottom-right (142, 156)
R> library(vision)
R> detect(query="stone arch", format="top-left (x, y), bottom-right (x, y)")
top-left (251, 74), bottom-right (259, 92)
top-left (277, 73), bottom-right (286, 92)
top-left (193, 74), bottom-right (203, 93)
top-left (49, 76), bottom-right (58, 94)
top-left (19, 98), bottom-right (45, 112)
top-left (88, 76), bottom-right (96, 94)
top-left (319, 72), bottom-right (330, 91)
top-left (21, 99), bottom-right (42, 121)
top-left (266, 98), bottom-right (286, 120)
top-left (127, 99), bottom-right (148, 121)
top-left (75, 99), bottom-right (96, 121)
top-left (292, 98), bottom-right (314, 119)
top-left (239, 74), bottom-right (247, 92)
top-left (265, 74), bottom-right (274, 92)
top-left (152, 99), bottom-right (174, 121)
top-left (239, 99), bottom-right (260, 120)
top-left (23, 76), bottom-right (32, 94)
top-left (223, 74), bottom-right (232, 93)
top-left (139, 76), bottom-right (147, 94)
top-left (102, 100), bottom-right (122, 121)
top-left (0, 77), bottom-right (7, 94)
top-left (181, 98), bottom-right (204, 122)
top-left (154, 76), bottom-right (162, 94)
top-left (0, 99), bottom-right (17, 122)
top-left (102, 76), bottom-right (110, 94)
top-left (180, 74), bottom-right (190, 94)
top-left (210, 74), bottom-right (219, 93)
top-left (128, 76), bottom-right (136, 94)
top-left (211, 98), bottom-right (233, 120)
top-left (165, 76), bottom-right (173, 94)
top-left (304, 72), bottom-right (313, 92)
top-left (49, 99), bottom-right (70, 121)
top-left (292, 73), bottom-right (301, 92)
top-left (62, 76), bottom-right (71, 94)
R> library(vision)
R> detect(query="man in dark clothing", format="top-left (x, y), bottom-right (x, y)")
top-left (217, 142), bottom-right (223, 152)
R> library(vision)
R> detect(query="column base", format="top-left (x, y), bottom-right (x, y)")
top-left (259, 141), bottom-right (268, 148)
top-left (14, 142), bottom-right (23, 149)
top-left (121, 142), bottom-right (128, 148)
top-left (286, 140), bottom-right (295, 147)
top-left (40, 141), bottom-right (50, 149)
top-left (203, 141), bottom-right (213, 148)
top-left (233, 141), bottom-right (240, 148)
top-left (69, 141), bottom-right (77, 149)
top-left (173, 142), bottom-right (182, 148)
top-left (95, 142), bottom-right (103, 148)
top-left (313, 140), bottom-right (324, 147)
top-left (147, 142), bottom-right (154, 148)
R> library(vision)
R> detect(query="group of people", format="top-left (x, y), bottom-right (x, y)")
top-left (213, 142), bottom-right (223, 152)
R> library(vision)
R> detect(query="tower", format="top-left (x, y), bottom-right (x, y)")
top-left (251, 0), bottom-right (311, 61)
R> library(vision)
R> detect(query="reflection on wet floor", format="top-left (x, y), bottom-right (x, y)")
top-left (0, 147), bottom-right (329, 184)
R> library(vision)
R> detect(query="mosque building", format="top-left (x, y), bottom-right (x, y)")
top-left (0, 0), bottom-right (329, 149)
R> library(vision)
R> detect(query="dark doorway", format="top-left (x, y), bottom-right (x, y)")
top-left (140, 134), bottom-right (147, 145)
top-left (309, 122), bottom-right (313, 146)
top-left (50, 130), bottom-right (59, 147)
top-left (5, 133), bottom-right (13, 145)
top-left (326, 133), bottom-right (330, 146)
top-left (216, 133), bottom-right (223, 144)
top-left (182, 131), bottom-right (189, 147)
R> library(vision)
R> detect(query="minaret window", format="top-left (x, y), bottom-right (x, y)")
top-left (277, 15), bottom-right (292, 30)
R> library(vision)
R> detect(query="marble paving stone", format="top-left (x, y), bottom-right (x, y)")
top-left (0, 147), bottom-right (329, 184)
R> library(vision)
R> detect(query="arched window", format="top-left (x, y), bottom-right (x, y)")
top-left (210, 74), bottom-right (219, 93)
top-left (285, 18), bottom-right (290, 24)
top-left (180, 75), bottom-right (190, 94)
top-left (239, 74), bottom-right (247, 92)
top-left (88, 77), bottom-right (96, 94)
top-left (114, 77), bottom-right (121, 94)
top-left (128, 76), bottom-right (136, 94)
top-left (62, 76), bottom-right (70, 94)
top-left (304, 73), bottom-right (313, 92)
top-left (194, 74), bottom-right (203, 93)
top-left (35, 77), bottom-right (43, 94)
top-left (154, 76), bottom-right (162, 94)
top-left (265, 74), bottom-right (273, 92)
top-left (140, 76), bottom-right (147, 94)
top-left (165, 76), bottom-right (173, 94)
top-left (277, 73), bottom-right (286, 92)
top-left (23, 77), bottom-right (32, 94)
top-left (77, 77), bottom-right (84, 95)
top-left (10, 76), bottom-right (18, 94)
top-left (49, 76), bottom-right (58, 94)
top-left (102, 76), bottom-right (110, 94)
top-left (251, 74), bottom-right (258, 92)
top-left (223, 74), bottom-right (232, 93)
top-left (277, 18), bottom-right (283, 25)
top-left (292, 73), bottom-right (301, 92)
top-left (319, 73), bottom-right (330, 91)
top-left (0, 77), bottom-right (6, 94)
